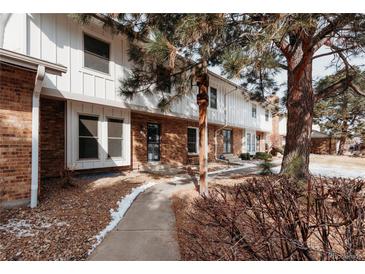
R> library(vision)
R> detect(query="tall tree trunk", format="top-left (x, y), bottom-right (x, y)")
top-left (197, 72), bottom-right (209, 194)
top-left (338, 97), bottom-right (349, 155)
top-left (338, 134), bottom-right (347, 155)
top-left (281, 59), bottom-right (315, 179)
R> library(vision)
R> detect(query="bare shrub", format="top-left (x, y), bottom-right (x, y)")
top-left (176, 176), bottom-right (365, 260)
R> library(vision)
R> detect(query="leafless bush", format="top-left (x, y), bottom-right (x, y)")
top-left (177, 176), bottom-right (365, 260)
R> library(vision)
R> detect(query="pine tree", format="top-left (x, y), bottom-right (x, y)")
top-left (75, 13), bottom-right (365, 181)
top-left (314, 70), bottom-right (365, 155)
top-left (74, 14), bottom-right (250, 193)
top-left (220, 14), bottom-right (365, 178)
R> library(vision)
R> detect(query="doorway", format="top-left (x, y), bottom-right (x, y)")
top-left (147, 123), bottom-right (160, 162)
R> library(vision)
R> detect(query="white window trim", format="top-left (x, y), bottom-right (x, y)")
top-left (77, 113), bottom-right (100, 161)
top-left (265, 109), bottom-right (270, 121)
top-left (81, 31), bottom-right (112, 78)
top-left (187, 127), bottom-right (199, 155)
top-left (209, 87), bottom-right (218, 110)
top-left (252, 104), bottom-right (257, 119)
top-left (67, 101), bottom-right (131, 170)
top-left (106, 117), bottom-right (124, 160)
top-left (223, 128), bottom-right (233, 154)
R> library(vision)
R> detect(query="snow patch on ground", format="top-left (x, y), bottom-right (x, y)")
top-left (208, 163), bottom-right (257, 176)
top-left (87, 181), bottom-right (156, 256)
top-left (0, 219), bottom-right (67, 238)
top-left (272, 164), bottom-right (365, 178)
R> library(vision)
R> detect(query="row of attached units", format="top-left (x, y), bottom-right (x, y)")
top-left (0, 13), bottom-right (284, 208)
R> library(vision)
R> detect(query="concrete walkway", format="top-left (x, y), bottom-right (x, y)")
top-left (89, 163), bottom-right (263, 261)
top-left (89, 179), bottom-right (192, 261)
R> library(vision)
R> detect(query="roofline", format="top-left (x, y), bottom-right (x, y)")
top-left (0, 48), bottom-right (67, 75)
top-left (91, 14), bottom-right (277, 111)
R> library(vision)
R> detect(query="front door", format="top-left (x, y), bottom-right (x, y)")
top-left (147, 123), bottom-right (160, 162)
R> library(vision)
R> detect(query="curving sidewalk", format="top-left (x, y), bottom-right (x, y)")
top-left (88, 179), bottom-right (192, 261)
top-left (88, 164), bottom-right (258, 261)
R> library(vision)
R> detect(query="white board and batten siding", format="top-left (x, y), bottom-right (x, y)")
top-left (8, 14), bottom-right (273, 131)
top-left (2, 13), bottom-right (276, 169)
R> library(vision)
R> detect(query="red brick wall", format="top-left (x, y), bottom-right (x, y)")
top-left (311, 138), bottom-right (336, 155)
top-left (131, 111), bottom-right (243, 168)
top-left (0, 63), bottom-right (35, 203)
top-left (40, 97), bottom-right (65, 178)
top-left (131, 112), bottom-right (188, 168)
top-left (270, 115), bottom-right (281, 148)
top-left (232, 128), bottom-right (243, 155)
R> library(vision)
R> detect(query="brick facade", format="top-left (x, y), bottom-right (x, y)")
top-left (311, 138), bottom-right (337, 155)
top-left (131, 111), bottom-right (244, 168)
top-left (40, 97), bottom-right (65, 178)
top-left (0, 63), bottom-right (35, 204)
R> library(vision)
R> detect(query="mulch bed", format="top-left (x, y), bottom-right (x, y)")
top-left (0, 173), bottom-right (144, 261)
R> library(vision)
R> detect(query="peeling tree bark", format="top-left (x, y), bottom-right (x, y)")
top-left (281, 52), bottom-right (315, 179)
top-left (197, 72), bottom-right (209, 194)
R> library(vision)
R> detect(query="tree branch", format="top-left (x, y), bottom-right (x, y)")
top-left (311, 15), bottom-right (352, 52)
top-left (315, 77), bottom-right (350, 102)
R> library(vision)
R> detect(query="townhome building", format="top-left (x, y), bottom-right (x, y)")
top-left (0, 14), bottom-right (284, 208)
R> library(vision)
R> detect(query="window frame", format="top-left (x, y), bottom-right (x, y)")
top-left (265, 109), bottom-right (270, 121)
top-left (78, 114), bottom-right (100, 160)
top-left (187, 127), bottom-right (199, 155)
top-left (223, 129), bottom-right (233, 154)
top-left (252, 104), bottom-right (257, 119)
top-left (107, 117), bottom-right (124, 159)
top-left (82, 32), bottom-right (111, 75)
top-left (209, 87), bottom-right (218, 109)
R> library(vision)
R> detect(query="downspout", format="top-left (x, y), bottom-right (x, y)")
top-left (31, 65), bottom-right (45, 208)
top-left (214, 87), bottom-right (238, 161)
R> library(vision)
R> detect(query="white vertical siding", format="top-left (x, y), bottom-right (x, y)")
top-left (2, 13), bottom-right (275, 132)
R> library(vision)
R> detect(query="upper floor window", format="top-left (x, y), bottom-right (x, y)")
top-left (265, 109), bottom-right (270, 121)
top-left (79, 115), bottom-right (99, 159)
top-left (210, 87), bottom-right (217, 109)
top-left (83, 34), bottom-right (110, 74)
top-left (252, 104), bottom-right (257, 118)
top-left (107, 118), bottom-right (123, 158)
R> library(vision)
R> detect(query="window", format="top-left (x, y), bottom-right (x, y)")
top-left (265, 109), bottom-right (269, 121)
top-left (247, 133), bottom-right (251, 152)
top-left (156, 66), bottom-right (171, 93)
top-left (79, 115), bottom-right (99, 159)
top-left (147, 123), bottom-right (161, 162)
top-left (187, 128), bottom-right (198, 154)
top-left (107, 118), bottom-right (123, 158)
top-left (247, 133), bottom-right (256, 153)
top-left (252, 104), bottom-right (257, 118)
top-left (84, 34), bottom-right (110, 74)
top-left (223, 129), bottom-right (232, 154)
top-left (210, 87), bottom-right (217, 109)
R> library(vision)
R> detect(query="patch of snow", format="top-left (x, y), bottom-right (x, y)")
top-left (208, 164), bottom-right (257, 176)
top-left (87, 181), bottom-right (156, 256)
top-left (272, 165), bottom-right (365, 178)
top-left (0, 218), bottom-right (64, 238)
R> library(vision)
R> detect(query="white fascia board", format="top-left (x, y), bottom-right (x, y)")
top-left (0, 48), bottom-right (67, 75)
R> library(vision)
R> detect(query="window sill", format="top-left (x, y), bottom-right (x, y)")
top-left (188, 152), bottom-right (199, 156)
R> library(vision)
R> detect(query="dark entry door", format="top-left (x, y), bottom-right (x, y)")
top-left (147, 123), bottom-right (160, 162)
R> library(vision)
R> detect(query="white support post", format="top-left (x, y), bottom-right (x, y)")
top-left (30, 65), bottom-right (45, 208)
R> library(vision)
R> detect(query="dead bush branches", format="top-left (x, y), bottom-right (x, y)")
top-left (176, 176), bottom-right (365, 260)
